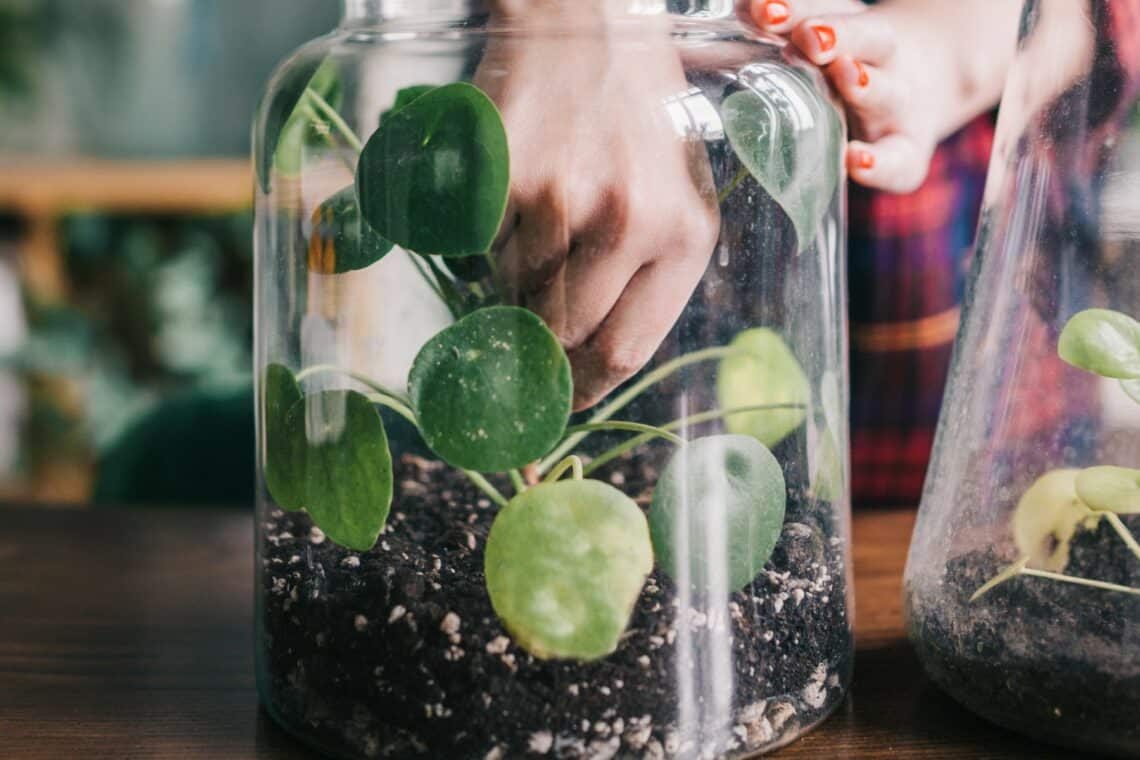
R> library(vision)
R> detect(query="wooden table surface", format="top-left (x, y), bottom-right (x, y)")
top-left (0, 506), bottom-right (1086, 759)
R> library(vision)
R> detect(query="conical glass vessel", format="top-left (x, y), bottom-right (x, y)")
top-left (905, 1), bottom-right (1140, 755)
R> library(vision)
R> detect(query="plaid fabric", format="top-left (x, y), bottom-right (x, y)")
top-left (848, 117), bottom-right (994, 507)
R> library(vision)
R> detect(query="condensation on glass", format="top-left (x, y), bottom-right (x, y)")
top-left (905, 1), bottom-right (1140, 755)
top-left (254, 2), bottom-right (851, 757)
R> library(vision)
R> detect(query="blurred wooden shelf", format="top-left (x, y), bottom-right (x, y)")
top-left (0, 158), bottom-right (252, 215)
top-left (0, 157), bottom-right (253, 302)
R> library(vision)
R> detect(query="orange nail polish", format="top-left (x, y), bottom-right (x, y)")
top-left (812, 25), bottom-right (836, 52)
top-left (763, 0), bottom-right (790, 25)
top-left (855, 60), bottom-right (869, 87)
top-left (855, 150), bottom-right (875, 170)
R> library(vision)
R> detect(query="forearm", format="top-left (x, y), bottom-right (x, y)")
top-left (881, 0), bottom-right (1021, 139)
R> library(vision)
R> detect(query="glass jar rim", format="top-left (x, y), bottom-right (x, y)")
top-left (340, 0), bottom-right (736, 24)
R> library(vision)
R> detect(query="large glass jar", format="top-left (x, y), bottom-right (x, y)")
top-left (254, 2), bottom-right (851, 757)
top-left (905, 1), bottom-right (1140, 755)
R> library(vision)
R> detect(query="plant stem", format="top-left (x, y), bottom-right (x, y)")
top-left (405, 251), bottom-right (455, 314)
top-left (363, 393), bottom-right (417, 425)
top-left (545, 455), bottom-right (584, 484)
top-left (581, 403), bottom-right (808, 477)
top-left (464, 470), bottom-right (509, 508)
top-left (509, 469), bottom-right (527, 493)
top-left (537, 346), bottom-right (745, 473)
top-left (717, 165), bottom-right (751, 204)
top-left (304, 87), bottom-right (363, 152)
top-left (296, 364), bottom-right (411, 404)
top-left (1104, 512), bottom-right (1140, 562)
top-left (566, 421), bottom-right (684, 446)
top-left (1021, 568), bottom-right (1140, 596)
top-left (422, 255), bottom-right (468, 317)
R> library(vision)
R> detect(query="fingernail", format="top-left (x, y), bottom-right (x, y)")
top-left (855, 60), bottom-right (869, 87)
top-left (854, 149), bottom-right (875, 170)
top-left (812, 24), bottom-right (836, 52)
top-left (762, 0), bottom-right (790, 25)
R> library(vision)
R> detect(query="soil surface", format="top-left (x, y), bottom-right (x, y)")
top-left (907, 521), bottom-right (1140, 758)
top-left (258, 452), bottom-right (851, 759)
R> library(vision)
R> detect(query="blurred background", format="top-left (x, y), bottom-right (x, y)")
top-left (0, 0), bottom-right (338, 507)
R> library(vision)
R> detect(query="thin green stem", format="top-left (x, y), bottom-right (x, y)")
top-left (405, 251), bottom-right (452, 312)
top-left (304, 87), bottom-right (363, 152)
top-left (299, 102), bottom-right (357, 174)
top-left (717, 165), bottom-right (751, 204)
top-left (1104, 512), bottom-right (1140, 562)
top-left (423, 255), bottom-right (468, 317)
top-left (465, 470), bottom-right (509, 508)
top-left (363, 393), bottom-right (417, 426)
top-left (509, 469), bottom-right (527, 493)
top-left (296, 364), bottom-right (411, 404)
top-left (1021, 568), bottom-right (1140, 596)
top-left (538, 346), bottom-right (745, 473)
top-left (581, 403), bottom-right (807, 477)
top-left (566, 421), bottom-right (684, 446)
top-left (545, 455), bottom-right (584, 484)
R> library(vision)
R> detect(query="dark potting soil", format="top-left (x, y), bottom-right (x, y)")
top-left (258, 453), bottom-right (852, 759)
top-left (907, 521), bottom-right (1140, 758)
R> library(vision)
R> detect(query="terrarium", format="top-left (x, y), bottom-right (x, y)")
top-left (905, 1), bottom-right (1140, 755)
top-left (253, 1), bottom-right (851, 757)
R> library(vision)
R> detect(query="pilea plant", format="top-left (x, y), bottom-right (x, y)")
top-left (973, 308), bottom-right (1140, 601)
top-left (261, 66), bottom-right (837, 660)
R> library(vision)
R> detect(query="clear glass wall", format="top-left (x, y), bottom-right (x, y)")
top-left (254, 2), bottom-right (851, 756)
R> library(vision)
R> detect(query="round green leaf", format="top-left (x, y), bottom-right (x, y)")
top-left (1058, 309), bottom-right (1140, 379)
top-left (1013, 469), bottom-right (1099, 572)
top-left (261, 57), bottom-right (341, 191)
top-left (1076, 465), bottom-right (1140, 515)
top-left (379, 84), bottom-right (436, 128)
top-left (309, 186), bottom-right (394, 274)
top-left (284, 390), bottom-right (394, 551)
top-left (408, 306), bottom-right (572, 472)
top-left (650, 435), bottom-right (787, 593)
top-left (264, 363), bottom-right (305, 510)
top-left (716, 328), bottom-right (809, 447)
top-left (356, 82), bottom-right (510, 256)
top-left (485, 479), bottom-right (653, 661)
top-left (722, 65), bottom-right (842, 252)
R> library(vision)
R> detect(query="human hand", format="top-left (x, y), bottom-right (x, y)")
top-left (740, 0), bottom-right (1019, 193)
top-left (475, 4), bottom-right (720, 411)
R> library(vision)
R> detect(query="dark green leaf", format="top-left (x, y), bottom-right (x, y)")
top-left (1058, 309), bottom-right (1140, 379)
top-left (1076, 466), bottom-right (1140, 515)
top-left (284, 390), bottom-right (394, 550)
top-left (650, 435), bottom-right (786, 593)
top-left (357, 82), bottom-right (510, 256)
top-left (485, 479), bottom-right (653, 660)
top-left (408, 306), bottom-right (572, 472)
top-left (379, 84), bottom-right (437, 128)
top-left (309, 186), bottom-right (395, 273)
top-left (716, 328), bottom-right (809, 447)
top-left (262, 58), bottom-right (342, 191)
top-left (722, 65), bottom-right (842, 252)
top-left (264, 363), bottom-right (305, 510)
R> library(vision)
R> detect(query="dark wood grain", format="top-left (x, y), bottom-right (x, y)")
top-left (0, 506), bottom-right (1081, 759)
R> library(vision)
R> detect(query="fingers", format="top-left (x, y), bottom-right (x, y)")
top-left (495, 186), bottom-right (571, 299)
top-left (787, 12), bottom-right (896, 67)
top-left (741, 0), bottom-right (859, 35)
top-left (846, 135), bottom-right (933, 194)
top-left (568, 256), bottom-right (705, 411)
top-left (825, 55), bottom-right (900, 143)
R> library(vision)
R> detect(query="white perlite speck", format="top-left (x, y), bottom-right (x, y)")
top-left (342, 555), bottom-right (361, 568)
top-left (354, 614), bottom-right (369, 632)
top-left (309, 526), bottom-right (326, 544)
top-left (637, 655), bottom-right (651, 668)
top-left (388, 605), bottom-right (407, 623)
top-left (485, 636), bottom-right (510, 655)
top-left (440, 612), bottom-right (461, 635)
top-left (528, 731), bottom-right (553, 754)
top-left (483, 746), bottom-right (503, 760)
